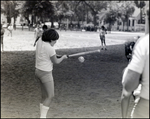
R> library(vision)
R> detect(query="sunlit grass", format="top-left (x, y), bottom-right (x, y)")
top-left (2, 29), bottom-right (145, 51)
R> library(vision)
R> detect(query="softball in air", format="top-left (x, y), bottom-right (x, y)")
top-left (78, 56), bottom-right (85, 63)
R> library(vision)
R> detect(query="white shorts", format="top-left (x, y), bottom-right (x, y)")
top-left (35, 68), bottom-right (53, 83)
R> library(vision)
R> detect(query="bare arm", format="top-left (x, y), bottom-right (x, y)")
top-left (123, 69), bottom-right (141, 92)
top-left (121, 88), bottom-right (132, 118)
top-left (121, 69), bottom-right (141, 118)
top-left (50, 54), bottom-right (68, 64)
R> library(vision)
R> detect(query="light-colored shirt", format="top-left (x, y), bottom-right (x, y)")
top-left (34, 28), bottom-right (43, 38)
top-left (127, 34), bottom-right (149, 100)
top-left (99, 29), bottom-right (106, 36)
top-left (35, 38), bottom-right (56, 71)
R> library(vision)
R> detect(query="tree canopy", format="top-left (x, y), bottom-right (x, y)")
top-left (1, 0), bottom-right (148, 31)
top-left (1, 1), bottom-right (20, 24)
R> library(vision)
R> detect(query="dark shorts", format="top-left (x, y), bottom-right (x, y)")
top-left (100, 35), bottom-right (105, 42)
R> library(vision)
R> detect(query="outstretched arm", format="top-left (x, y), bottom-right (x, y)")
top-left (121, 68), bottom-right (141, 118)
top-left (121, 88), bottom-right (132, 118)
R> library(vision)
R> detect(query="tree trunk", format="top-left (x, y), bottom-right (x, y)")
top-left (140, 8), bottom-right (142, 24)
top-left (13, 17), bottom-right (16, 30)
top-left (117, 20), bottom-right (119, 30)
top-left (86, 11), bottom-right (89, 23)
top-left (127, 18), bottom-right (129, 31)
top-left (59, 19), bottom-right (62, 29)
top-left (22, 25), bottom-right (23, 31)
top-left (31, 15), bottom-right (34, 25)
top-left (51, 17), bottom-right (54, 28)
top-left (108, 22), bottom-right (111, 33)
top-left (7, 17), bottom-right (11, 24)
top-left (25, 17), bottom-right (30, 25)
top-left (78, 20), bottom-right (80, 29)
top-left (34, 16), bottom-right (36, 25)
top-left (93, 13), bottom-right (97, 31)
top-left (123, 21), bottom-right (125, 31)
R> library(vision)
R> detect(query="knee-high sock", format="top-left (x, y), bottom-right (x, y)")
top-left (40, 105), bottom-right (49, 118)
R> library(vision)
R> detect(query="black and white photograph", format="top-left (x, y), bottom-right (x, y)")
top-left (1, 1), bottom-right (149, 118)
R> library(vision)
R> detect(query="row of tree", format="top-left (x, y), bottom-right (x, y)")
top-left (1, 1), bottom-right (19, 28)
top-left (1, 0), bottom-right (147, 31)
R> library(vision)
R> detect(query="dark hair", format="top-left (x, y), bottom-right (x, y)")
top-left (42, 29), bottom-right (59, 42)
top-left (42, 25), bottom-right (48, 30)
top-left (101, 26), bottom-right (105, 30)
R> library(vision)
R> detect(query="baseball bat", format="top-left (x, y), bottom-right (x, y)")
top-left (67, 49), bottom-right (100, 58)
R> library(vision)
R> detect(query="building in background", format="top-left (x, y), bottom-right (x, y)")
top-left (110, 6), bottom-right (146, 32)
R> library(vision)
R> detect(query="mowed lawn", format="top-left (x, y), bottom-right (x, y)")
top-left (1, 29), bottom-right (145, 118)
top-left (2, 28), bottom-right (145, 51)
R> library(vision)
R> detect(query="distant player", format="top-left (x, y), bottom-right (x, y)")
top-left (7, 23), bottom-right (13, 37)
top-left (34, 24), bottom-right (42, 40)
top-left (33, 24), bottom-right (48, 47)
top-left (99, 26), bottom-right (107, 50)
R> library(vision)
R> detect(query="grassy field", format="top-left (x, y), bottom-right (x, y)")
top-left (2, 28), bottom-right (144, 51)
top-left (1, 29), bottom-right (145, 118)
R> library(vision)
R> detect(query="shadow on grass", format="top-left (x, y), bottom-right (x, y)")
top-left (1, 43), bottom-right (129, 98)
top-left (1, 44), bottom-right (129, 118)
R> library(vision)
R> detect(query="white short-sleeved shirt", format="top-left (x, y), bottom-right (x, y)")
top-left (126, 34), bottom-right (149, 100)
top-left (35, 38), bottom-right (56, 71)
